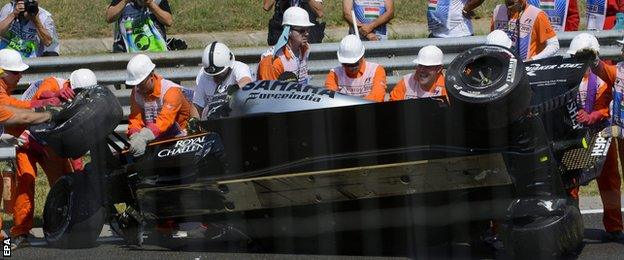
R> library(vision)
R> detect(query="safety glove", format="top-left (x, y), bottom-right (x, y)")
top-left (577, 110), bottom-right (604, 126)
top-left (599, 125), bottom-right (624, 139)
top-left (186, 117), bottom-right (202, 135)
top-left (30, 97), bottom-right (61, 109)
top-left (574, 47), bottom-right (600, 67)
top-left (128, 128), bottom-right (156, 157)
top-left (17, 130), bottom-right (48, 158)
top-left (59, 85), bottom-right (76, 101)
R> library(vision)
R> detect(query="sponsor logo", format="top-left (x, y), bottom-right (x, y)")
top-left (242, 81), bottom-right (336, 104)
top-left (506, 58), bottom-right (517, 83)
top-left (525, 62), bottom-right (583, 76)
top-left (591, 136), bottom-right (611, 157)
top-left (3, 237), bottom-right (9, 257)
top-left (566, 100), bottom-right (582, 129)
top-left (157, 136), bottom-right (208, 158)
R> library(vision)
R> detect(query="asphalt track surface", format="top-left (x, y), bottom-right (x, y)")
top-left (5, 211), bottom-right (624, 260)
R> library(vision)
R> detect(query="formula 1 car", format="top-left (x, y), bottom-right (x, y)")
top-left (33, 46), bottom-right (608, 258)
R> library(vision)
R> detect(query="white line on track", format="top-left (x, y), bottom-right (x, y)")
top-left (581, 208), bottom-right (624, 215)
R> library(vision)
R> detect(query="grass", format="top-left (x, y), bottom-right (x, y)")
top-left (42, 0), bottom-right (539, 39)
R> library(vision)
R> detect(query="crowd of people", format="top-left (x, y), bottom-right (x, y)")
top-left (0, 0), bottom-right (622, 251)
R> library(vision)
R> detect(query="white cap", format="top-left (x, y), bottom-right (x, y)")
top-left (486, 30), bottom-right (513, 49)
top-left (125, 54), bottom-right (156, 86)
top-left (69, 68), bottom-right (97, 89)
top-left (568, 33), bottom-right (600, 54)
top-left (617, 37), bottom-right (624, 45)
top-left (282, 7), bottom-right (315, 27)
top-left (337, 35), bottom-right (365, 64)
top-left (0, 49), bottom-right (28, 72)
top-left (413, 45), bottom-right (444, 66)
top-left (202, 42), bottom-right (235, 76)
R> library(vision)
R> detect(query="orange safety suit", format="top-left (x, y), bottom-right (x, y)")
top-left (128, 74), bottom-right (192, 138)
top-left (10, 77), bottom-right (77, 237)
top-left (390, 72), bottom-right (447, 102)
top-left (257, 44), bottom-right (310, 86)
top-left (324, 59), bottom-right (386, 102)
top-left (0, 105), bottom-right (15, 239)
top-left (591, 61), bottom-right (624, 232)
top-left (491, 3), bottom-right (557, 61)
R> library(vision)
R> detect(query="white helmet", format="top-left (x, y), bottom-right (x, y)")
top-left (0, 49), bottom-right (28, 72)
top-left (413, 45), bottom-right (444, 66)
top-left (70, 68), bottom-right (97, 89)
top-left (202, 42), bottom-right (235, 76)
top-left (568, 33), bottom-right (600, 55)
top-left (337, 35), bottom-right (365, 64)
top-left (282, 6), bottom-right (315, 27)
top-left (486, 30), bottom-right (513, 49)
top-left (125, 54), bottom-right (156, 86)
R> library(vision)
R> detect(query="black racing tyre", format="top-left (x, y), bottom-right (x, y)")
top-left (43, 173), bottom-right (106, 249)
top-left (446, 45), bottom-right (531, 130)
top-left (30, 86), bottom-right (123, 158)
top-left (499, 205), bottom-right (583, 259)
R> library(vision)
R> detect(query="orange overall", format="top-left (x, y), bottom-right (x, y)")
top-left (592, 61), bottom-right (624, 232)
top-left (9, 77), bottom-right (76, 237)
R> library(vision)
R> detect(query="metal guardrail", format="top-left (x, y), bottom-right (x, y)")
top-left (10, 30), bottom-right (624, 137)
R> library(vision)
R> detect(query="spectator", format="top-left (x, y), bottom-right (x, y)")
top-left (586, 0), bottom-right (624, 30)
top-left (491, 0), bottom-right (559, 61)
top-left (194, 42), bottom-right (253, 119)
top-left (0, 0), bottom-right (59, 57)
top-left (390, 45), bottom-right (447, 102)
top-left (427, 0), bottom-right (485, 38)
top-left (258, 6), bottom-right (314, 86)
top-left (105, 0), bottom-right (172, 53)
top-left (264, 0), bottom-right (325, 45)
top-left (343, 0), bottom-right (394, 41)
top-left (486, 29), bottom-right (513, 48)
top-left (126, 54), bottom-right (192, 156)
top-left (527, 0), bottom-right (579, 31)
top-left (324, 34), bottom-right (386, 102)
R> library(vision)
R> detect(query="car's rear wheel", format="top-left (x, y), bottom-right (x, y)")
top-left (43, 172), bottom-right (106, 248)
top-left (446, 45), bottom-right (531, 130)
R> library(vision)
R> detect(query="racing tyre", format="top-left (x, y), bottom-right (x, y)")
top-left (499, 204), bottom-right (583, 259)
top-left (30, 86), bottom-right (123, 158)
top-left (446, 45), bottom-right (531, 130)
top-left (43, 173), bottom-right (106, 248)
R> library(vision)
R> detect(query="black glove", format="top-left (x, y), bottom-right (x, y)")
top-left (186, 117), bottom-right (202, 135)
top-left (573, 47), bottom-right (600, 66)
top-left (36, 105), bottom-right (65, 122)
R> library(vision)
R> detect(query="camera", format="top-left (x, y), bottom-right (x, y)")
top-left (23, 0), bottom-right (38, 16)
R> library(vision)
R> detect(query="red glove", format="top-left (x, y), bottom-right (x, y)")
top-left (38, 90), bottom-right (60, 99)
top-left (70, 158), bottom-right (84, 171)
top-left (576, 110), bottom-right (590, 124)
top-left (17, 131), bottom-right (48, 158)
top-left (30, 97), bottom-right (61, 108)
top-left (59, 85), bottom-right (75, 101)
top-left (585, 111), bottom-right (604, 125)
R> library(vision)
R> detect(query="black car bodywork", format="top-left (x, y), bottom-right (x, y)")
top-left (33, 46), bottom-right (609, 257)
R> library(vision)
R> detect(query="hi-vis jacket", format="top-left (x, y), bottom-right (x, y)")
top-left (258, 44), bottom-right (310, 86)
top-left (593, 61), bottom-right (624, 126)
top-left (324, 59), bottom-right (386, 102)
top-left (390, 72), bottom-right (447, 101)
top-left (128, 74), bottom-right (192, 138)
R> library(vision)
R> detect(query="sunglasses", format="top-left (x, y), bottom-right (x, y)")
top-left (204, 65), bottom-right (226, 75)
top-left (291, 27), bottom-right (310, 34)
top-left (342, 62), bottom-right (360, 68)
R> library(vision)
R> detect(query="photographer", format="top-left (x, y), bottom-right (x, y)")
top-left (0, 0), bottom-right (59, 57)
top-left (106, 0), bottom-right (173, 53)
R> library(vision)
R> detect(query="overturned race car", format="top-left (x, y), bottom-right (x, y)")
top-left (32, 46), bottom-right (608, 258)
